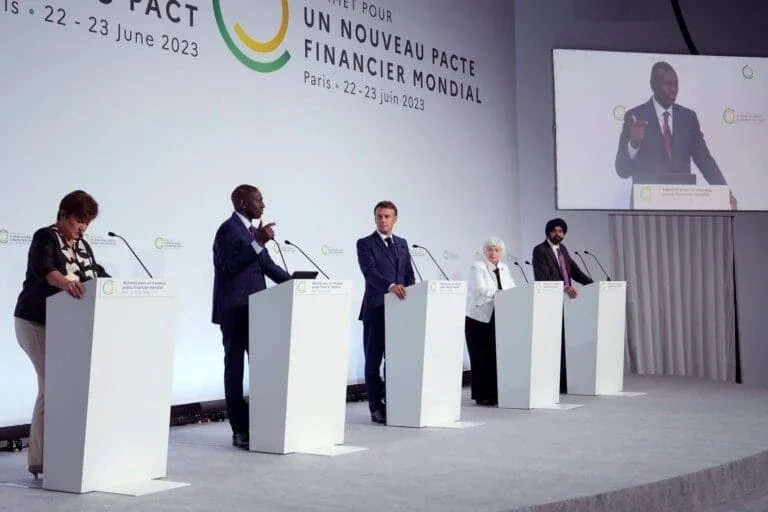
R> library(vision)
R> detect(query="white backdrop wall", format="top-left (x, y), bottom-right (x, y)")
top-left (513, 0), bottom-right (768, 387)
top-left (0, 0), bottom-right (518, 426)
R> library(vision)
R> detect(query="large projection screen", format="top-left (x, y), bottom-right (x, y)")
top-left (553, 49), bottom-right (768, 211)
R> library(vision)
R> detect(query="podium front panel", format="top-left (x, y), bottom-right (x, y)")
top-left (496, 282), bottom-right (563, 409)
top-left (45, 279), bottom-right (176, 493)
top-left (632, 184), bottom-right (731, 210)
top-left (564, 281), bottom-right (627, 395)
top-left (385, 280), bottom-right (466, 427)
top-left (594, 281), bottom-right (627, 394)
top-left (249, 280), bottom-right (353, 453)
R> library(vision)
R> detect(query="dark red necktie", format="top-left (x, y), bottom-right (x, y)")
top-left (556, 248), bottom-right (571, 287)
top-left (249, 226), bottom-right (257, 240)
top-left (662, 111), bottom-right (672, 161)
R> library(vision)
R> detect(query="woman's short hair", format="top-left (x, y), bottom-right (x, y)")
top-left (482, 236), bottom-right (505, 257)
top-left (57, 190), bottom-right (99, 222)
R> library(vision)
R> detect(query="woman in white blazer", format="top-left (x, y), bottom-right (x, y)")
top-left (465, 236), bottom-right (516, 405)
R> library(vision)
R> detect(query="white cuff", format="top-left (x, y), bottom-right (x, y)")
top-left (251, 241), bottom-right (264, 254)
top-left (627, 140), bottom-right (639, 159)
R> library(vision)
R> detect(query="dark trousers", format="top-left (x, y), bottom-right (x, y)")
top-left (465, 315), bottom-right (498, 402)
top-left (221, 306), bottom-right (249, 435)
top-left (363, 306), bottom-right (386, 413)
top-left (560, 327), bottom-right (568, 394)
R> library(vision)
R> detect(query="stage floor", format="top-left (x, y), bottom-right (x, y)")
top-left (2, 375), bottom-right (768, 512)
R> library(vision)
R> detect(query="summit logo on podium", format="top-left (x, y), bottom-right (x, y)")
top-left (213, 0), bottom-right (291, 73)
top-left (101, 280), bottom-right (116, 296)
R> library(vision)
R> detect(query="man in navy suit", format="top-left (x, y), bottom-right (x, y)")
top-left (615, 61), bottom-right (736, 209)
top-left (212, 184), bottom-right (291, 449)
top-left (356, 200), bottom-right (415, 424)
top-left (532, 218), bottom-right (593, 394)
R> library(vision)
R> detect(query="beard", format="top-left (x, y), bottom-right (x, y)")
top-left (548, 234), bottom-right (563, 245)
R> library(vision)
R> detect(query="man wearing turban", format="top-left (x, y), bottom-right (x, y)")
top-left (532, 218), bottom-right (593, 393)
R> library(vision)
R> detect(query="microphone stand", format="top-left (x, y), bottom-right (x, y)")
top-left (108, 231), bottom-right (153, 278)
top-left (412, 244), bottom-right (449, 280)
top-left (584, 251), bottom-right (611, 281)
top-left (284, 240), bottom-right (330, 279)
top-left (271, 240), bottom-right (290, 273)
top-left (411, 257), bottom-right (423, 282)
top-left (513, 261), bottom-right (529, 284)
top-left (574, 251), bottom-right (593, 280)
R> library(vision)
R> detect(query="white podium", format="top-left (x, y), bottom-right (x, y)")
top-left (248, 280), bottom-right (354, 455)
top-left (44, 278), bottom-right (177, 494)
top-left (495, 282), bottom-right (565, 409)
top-left (632, 184), bottom-right (731, 210)
top-left (563, 281), bottom-right (627, 395)
top-left (384, 280), bottom-right (467, 428)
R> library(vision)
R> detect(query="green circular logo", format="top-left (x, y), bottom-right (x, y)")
top-left (723, 108), bottom-right (736, 124)
top-left (613, 105), bottom-right (626, 121)
top-left (297, 281), bottom-right (307, 293)
top-left (0, 230), bottom-right (9, 244)
top-left (321, 244), bottom-right (329, 255)
top-left (102, 280), bottom-right (115, 295)
top-left (742, 65), bottom-right (754, 79)
top-left (155, 237), bottom-right (165, 249)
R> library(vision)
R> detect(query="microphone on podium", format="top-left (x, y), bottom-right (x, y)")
top-left (584, 250), bottom-right (611, 281)
top-left (513, 260), bottom-right (529, 284)
top-left (108, 231), bottom-right (153, 278)
top-left (410, 256), bottom-right (423, 283)
top-left (271, 240), bottom-right (290, 273)
top-left (284, 240), bottom-right (330, 279)
top-left (573, 251), bottom-right (593, 280)
top-left (411, 244), bottom-right (449, 280)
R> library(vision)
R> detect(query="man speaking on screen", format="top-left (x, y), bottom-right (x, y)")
top-left (614, 61), bottom-right (736, 209)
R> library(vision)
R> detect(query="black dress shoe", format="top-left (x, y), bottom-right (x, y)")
top-left (28, 465), bottom-right (42, 480)
top-left (476, 399), bottom-right (497, 406)
top-left (370, 408), bottom-right (387, 424)
top-left (232, 432), bottom-right (249, 449)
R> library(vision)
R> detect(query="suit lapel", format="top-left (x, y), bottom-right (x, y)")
top-left (546, 243), bottom-right (563, 280)
top-left (645, 99), bottom-right (664, 145)
top-left (544, 242), bottom-right (563, 278)
top-left (671, 103), bottom-right (682, 164)
top-left (231, 212), bottom-right (251, 240)
top-left (393, 235), bottom-right (404, 273)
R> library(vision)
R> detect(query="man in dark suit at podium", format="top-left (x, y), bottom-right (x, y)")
top-left (212, 184), bottom-right (291, 449)
top-left (532, 218), bottom-right (593, 393)
top-left (615, 61), bottom-right (736, 209)
top-left (356, 201), bottom-right (415, 424)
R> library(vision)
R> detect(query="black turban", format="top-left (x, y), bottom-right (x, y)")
top-left (545, 218), bottom-right (568, 235)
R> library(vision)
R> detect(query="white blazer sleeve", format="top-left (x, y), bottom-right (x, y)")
top-left (467, 261), bottom-right (497, 308)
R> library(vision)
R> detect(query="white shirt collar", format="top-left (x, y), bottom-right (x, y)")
top-left (377, 231), bottom-right (394, 242)
top-left (547, 238), bottom-right (560, 251)
top-left (652, 96), bottom-right (672, 120)
top-left (484, 258), bottom-right (502, 272)
top-left (234, 211), bottom-right (252, 229)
